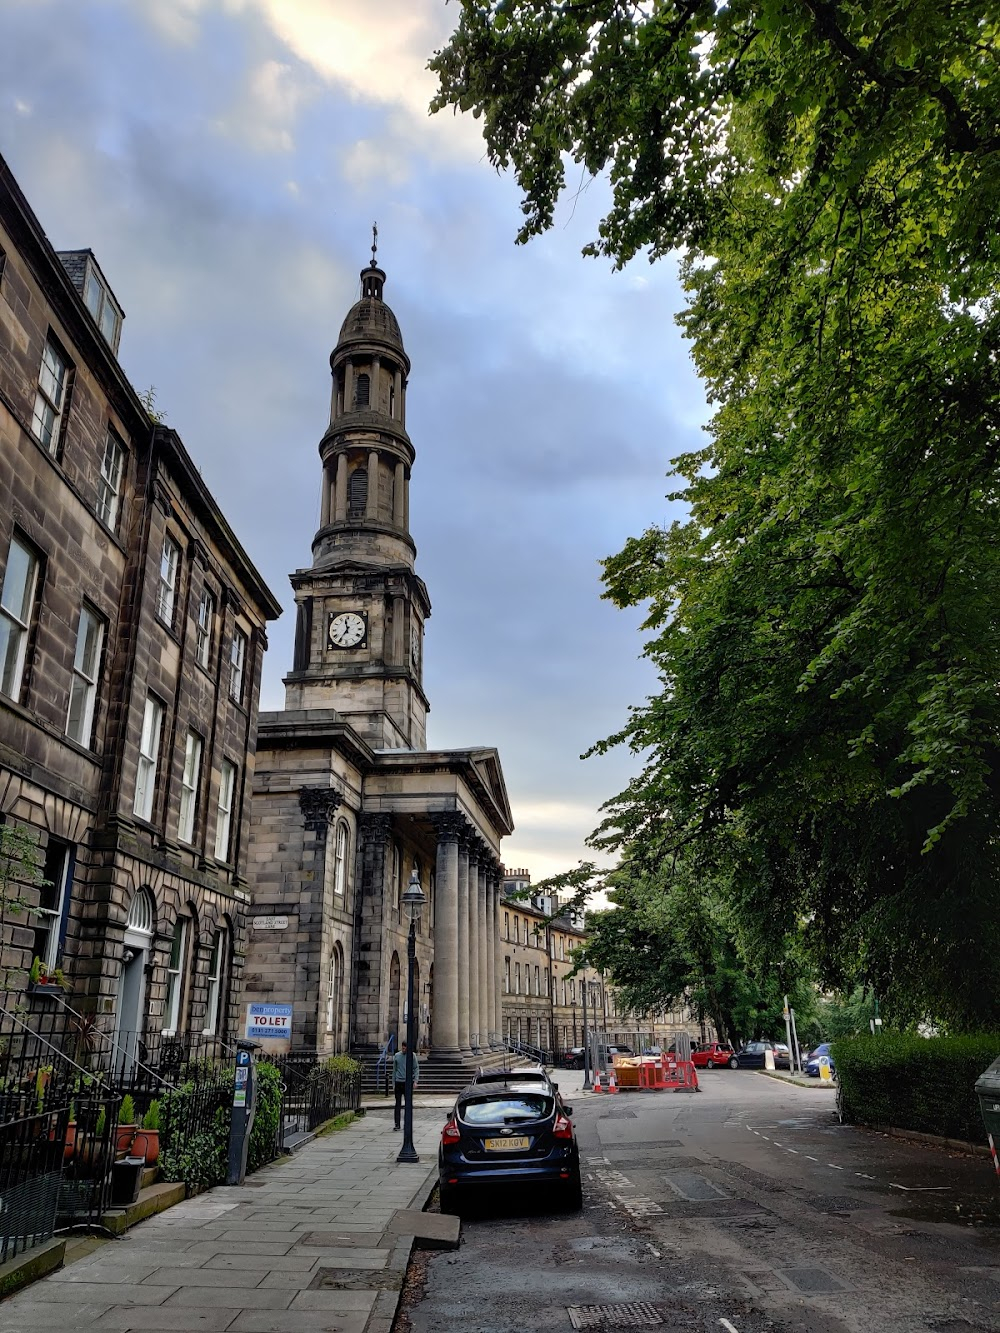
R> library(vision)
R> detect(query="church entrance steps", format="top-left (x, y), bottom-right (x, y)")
top-left (357, 1050), bottom-right (539, 1098)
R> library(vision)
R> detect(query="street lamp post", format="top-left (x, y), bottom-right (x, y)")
top-left (582, 976), bottom-right (592, 1091)
top-left (397, 867), bottom-right (426, 1165)
top-left (571, 1000), bottom-right (577, 1047)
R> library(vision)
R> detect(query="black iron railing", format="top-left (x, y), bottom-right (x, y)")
top-left (264, 1055), bottom-right (361, 1144)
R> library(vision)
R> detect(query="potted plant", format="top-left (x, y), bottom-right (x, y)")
top-left (135, 1099), bottom-right (160, 1166)
top-left (27, 956), bottom-right (68, 995)
top-left (64, 1099), bottom-right (77, 1162)
top-left (116, 1093), bottom-right (137, 1154)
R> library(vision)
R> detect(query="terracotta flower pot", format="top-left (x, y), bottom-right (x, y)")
top-left (133, 1129), bottom-right (159, 1166)
top-left (116, 1123), bottom-right (137, 1155)
top-left (64, 1121), bottom-right (77, 1162)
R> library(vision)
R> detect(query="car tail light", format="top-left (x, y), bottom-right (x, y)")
top-left (441, 1118), bottom-right (461, 1144)
top-left (553, 1114), bottom-right (573, 1140)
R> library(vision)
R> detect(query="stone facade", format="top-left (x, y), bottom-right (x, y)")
top-left (245, 258), bottom-right (513, 1063)
top-left (0, 153), bottom-right (280, 1052)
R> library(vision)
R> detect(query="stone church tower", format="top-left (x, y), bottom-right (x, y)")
top-left (244, 253), bottom-right (513, 1074)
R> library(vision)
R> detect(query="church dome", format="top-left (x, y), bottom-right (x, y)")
top-left (336, 263), bottom-right (406, 357)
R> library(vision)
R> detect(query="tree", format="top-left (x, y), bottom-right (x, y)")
top-left (432, 2), bottom-right (1000, 1026)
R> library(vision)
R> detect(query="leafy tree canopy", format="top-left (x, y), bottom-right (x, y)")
top-left (433, 2), bottom-right (1000, 1027)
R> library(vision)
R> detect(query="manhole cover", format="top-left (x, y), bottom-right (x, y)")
top-left (308, 1268), bottom-right (401, 1291)
top-left (775, 1267), bottom-right (848, 1294)
top-left (568, 1303), bottom-right (664, 1328)
top-left (600, 1109), bottom-right (639, 1119)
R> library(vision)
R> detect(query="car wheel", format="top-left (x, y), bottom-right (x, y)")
top-left (706, 1059), bottom-right (715, 1069)
top-left (729, 1057), bottom-right (739, 1069)
top-left (561, 1171), bottom-right (583, 1212)
top-left (439, 1185), bottom-right (460, 1215)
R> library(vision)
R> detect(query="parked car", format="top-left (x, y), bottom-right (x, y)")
top-left (473, 1065), bottom-right (550, 1088)
top-left (558, 1048), bottom-right (586, 1070)
top-left (805, 1043), bottom-right (836, 1077)
top-left (730, 1040), bottom-right (790, 1070)
top-left (603, 1044), bottom-right (635, 1059)
top-left (691, 1041), bottom-right (736, 1069)
top-left (438, 1078), bottom-right (582, 1214)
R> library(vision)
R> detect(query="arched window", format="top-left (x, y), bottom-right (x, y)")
top-left (354, 372), bottom-right (370, 408)
top-left (203, 925), bottom-right (227, 1036)
top-left (125, 887), bottom-right (154, 940)
top-left (333, 821), bottom-right (349, 898)
top-left (163, 912), bottom-right (193, 1035)
top-left (347, 467), bottom-right (367, 517)
top-left (327, 941), bottom-right (344, 1038)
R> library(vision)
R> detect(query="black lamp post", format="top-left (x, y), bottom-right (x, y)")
top-left (582, 976), bottom-right (592, 1090)
top-left (397, 867), bottom-right (426, 1165)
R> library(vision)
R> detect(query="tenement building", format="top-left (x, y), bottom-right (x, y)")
top-left (244, 252), bottom-right (513, 1074)
top-left (0, 154), bottom-right (280, 1054)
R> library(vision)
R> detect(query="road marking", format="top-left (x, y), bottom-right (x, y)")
top-left (786, 1148), bottom-right (799, 1154)
top-left (888, 1184), bottom-right (949, 1192)
top-left (719, 1320), bottom-right (740, 1333)
top-left (827, 1163), bottom-right (844, 1170)
top-left (805, 1155), bottom-right (819, 1161)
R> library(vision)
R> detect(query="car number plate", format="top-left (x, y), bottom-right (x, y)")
top-left (484, 1136), bottom-right (530, 1151)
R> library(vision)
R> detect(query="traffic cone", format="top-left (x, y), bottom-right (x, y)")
top-left (608, 1069), bottom-right (619, 1094)
top-left (593, 1071), bottom-right (604, 1093)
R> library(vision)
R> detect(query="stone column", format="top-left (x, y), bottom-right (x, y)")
top-left (320, 464), bottom-right (332, 526)
top-left (485, 870), bottom-right (497, 1042)
top-left (366, 450), bottom-right (379, 522)
top-left (344, 360), bottom-right (354, 410)
top-left (456, 835), bottom-right (471, 1052)
top-left (393, 369), bottom-right (402, 420)
top-left (492, 869), bottom-right (503, 1043)
top-left (348, 809), bottom-right (391, 1052)
top-left (467, 843), bottom-right (481, 1050)
top-left (477, 857), bottom-right (490, 1047)
top-left (334, 454), bottom-right (348, 522)
top-left (371, 355), bottom-right (381, 412)
top-left (393, 461), bottom-right (405, 528)
top-left (430, 814), bottom-right (462, 1054)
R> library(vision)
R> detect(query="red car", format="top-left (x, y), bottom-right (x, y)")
top-left (691, 1041), bottom-right (736, 1069)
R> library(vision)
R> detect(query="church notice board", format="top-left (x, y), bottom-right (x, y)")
top-left (246, 1002), bottom-right (293, 1053)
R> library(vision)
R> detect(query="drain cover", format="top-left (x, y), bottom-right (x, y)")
top-left (567, 1303), bottom-right (663, 1328)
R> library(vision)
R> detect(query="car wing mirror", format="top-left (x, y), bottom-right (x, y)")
top-left (564, 1104), bottom-right (573, 1115)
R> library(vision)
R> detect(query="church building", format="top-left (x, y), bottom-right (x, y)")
top-left (244, 251), bottom-right (513, 1076)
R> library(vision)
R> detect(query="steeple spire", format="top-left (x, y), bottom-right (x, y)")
top-left (371, 221), bottom-right (378, 267)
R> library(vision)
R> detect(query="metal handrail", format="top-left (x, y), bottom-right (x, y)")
top-left (374, 1034), bottom-right (395, 1094)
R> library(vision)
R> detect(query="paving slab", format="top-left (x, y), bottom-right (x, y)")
top-left (0, 1109), bottom-right (442, 1333)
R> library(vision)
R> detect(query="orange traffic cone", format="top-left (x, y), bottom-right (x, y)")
top-left (608, 1069), bottom-right (619, 1094)
top-left (592, 1071), bottom-right (604, 1093)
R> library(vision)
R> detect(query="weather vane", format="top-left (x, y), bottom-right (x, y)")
top-left (371, 222), bottom-right (378, 265)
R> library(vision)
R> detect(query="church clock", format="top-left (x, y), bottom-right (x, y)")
top-left (328, 610), bottom-right (368, 650)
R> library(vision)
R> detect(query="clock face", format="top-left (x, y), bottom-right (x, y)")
top-left (328, 611), bottom-right (367, 649)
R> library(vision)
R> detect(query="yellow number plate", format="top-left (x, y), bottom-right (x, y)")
top-left (484, 1136), bottom-right (530, 1152)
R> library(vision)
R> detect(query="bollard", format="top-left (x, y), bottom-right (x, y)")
top-left (227, 1039), bottom-right (262, 1186)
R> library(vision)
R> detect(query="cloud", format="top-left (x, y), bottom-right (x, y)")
top-left (214, 58), bottom-right (318, 154)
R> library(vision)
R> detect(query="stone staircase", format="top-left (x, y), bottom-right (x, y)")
top-left (359, 1047), bottom-right (536, 1098)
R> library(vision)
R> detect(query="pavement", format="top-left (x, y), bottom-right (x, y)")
top-left (0, 1109), bottom-right (445, 1333)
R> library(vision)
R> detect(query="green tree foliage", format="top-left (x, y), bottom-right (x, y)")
top-left (432, 3), bottom-right (1000, 1027)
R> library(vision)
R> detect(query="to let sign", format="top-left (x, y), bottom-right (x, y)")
top-left (246, 1003), bottom-right (293, 1047)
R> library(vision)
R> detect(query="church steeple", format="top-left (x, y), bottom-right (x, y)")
top-left (284, 244), bottom-right (430, 751)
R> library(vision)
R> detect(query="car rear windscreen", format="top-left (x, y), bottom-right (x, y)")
top-left (459, 1095), bottom-right (553, 1124)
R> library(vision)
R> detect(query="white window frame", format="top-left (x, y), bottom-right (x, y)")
top-left (96, 429), bottom-right (125, 529)
top-left (214, 759), bottom-right (236, 862)
top-left (333, 821), bottom-right (349, 898)
top-left (133, 694), bottom-right (164, 822)
top-left (66, 603), bottom-right (104, 747)
top-left (36, 839), bottom-right (72, 972)
top-left (156, 535), bottom-right (180, 626)
top-left (514, 962), bottom-right (521, 995)
top-left (162, 916), bottom-right (188, 1035)
top-left (504, 957), bottom-right (511, 994)
top-left (0, 536), bottom-right (39, 700)
top-left (326, 946), bottom-right (340, 1032)
top-left (31, 336), bottom-right (70, 453)
top-left (177, 730), bottom-right (203, 844)
top-left (202, 928), bottom-right (225, 1035)
top-left (195, 588), bottom-right (214, 670)
top-left (84, 262), bottom-right (123, 352)
top-left (391, 842), bottom-right (402, 916)
top-left (229, 628), bottom-right (247, 703)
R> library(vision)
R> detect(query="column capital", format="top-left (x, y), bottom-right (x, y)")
top-left (429, 811), bottom-right (471, 845)
top-left (358, 811), bottom-right (394, 845)
top-left (298, 786), bottom-right (342, 835)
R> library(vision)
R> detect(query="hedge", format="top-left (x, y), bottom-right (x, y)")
top-left (831, 1033), bottom-right (1000, 1143)
top-left (160, 1062), bottom-right (284, 1193)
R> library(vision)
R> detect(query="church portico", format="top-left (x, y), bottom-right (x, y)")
top-left (245, 246), bottom-right (512, 1070)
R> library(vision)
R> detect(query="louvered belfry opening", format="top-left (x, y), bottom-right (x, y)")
top-left (347, 466), bottom-right (368, 519)
top-left (354, 372), bottom-right (370, 408)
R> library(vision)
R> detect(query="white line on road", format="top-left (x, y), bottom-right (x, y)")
top-left (888, 1184), bottom-right (949, 1192)
top-left (786, 1148), bottom-right (799, 1153)
top-left (805, 1155), bottom-right (819, 1161)
top-left (719, 1320), bottom-right (740, 1332)
top-left (827, 1163), bottom-right (845, 1170)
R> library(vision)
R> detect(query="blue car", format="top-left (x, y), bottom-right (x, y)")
top-left (438, 1078), bottom-right (581, 1214)
top-left (805, 1043), bottom-right (835, 1077)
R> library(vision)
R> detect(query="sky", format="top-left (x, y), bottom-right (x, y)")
top-left (0, 0), bottom-right (707, 879)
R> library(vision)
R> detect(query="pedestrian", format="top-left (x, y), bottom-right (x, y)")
top-left (393, 1040), bottom-right (419, 1130)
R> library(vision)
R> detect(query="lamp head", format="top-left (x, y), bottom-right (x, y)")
top-left (402, 866), bottom-right (426, 921)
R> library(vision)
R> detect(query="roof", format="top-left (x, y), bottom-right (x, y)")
top-left (337, 296), bottom-right (405, 357)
